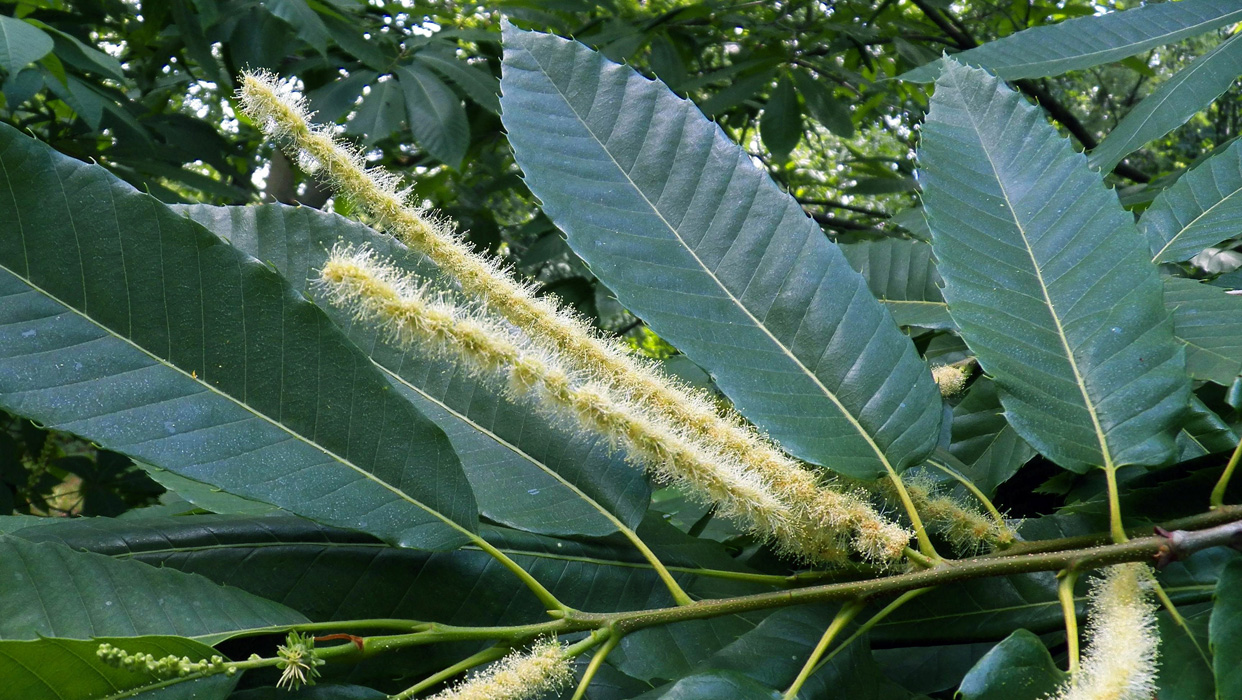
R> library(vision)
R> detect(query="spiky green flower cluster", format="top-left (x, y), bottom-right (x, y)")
top-left (275, 632), bottom-right (325, 690)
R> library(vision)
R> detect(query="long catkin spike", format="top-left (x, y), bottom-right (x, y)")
top-left (321, 247), bottom-right (804, 552)
top-left (1052, 563), bottom-right (1160, 700)
top-left (240, 71), bottom-right (910, 563)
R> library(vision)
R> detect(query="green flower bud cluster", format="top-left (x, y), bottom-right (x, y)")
top-left (276, 632), bottom-right (325, 690)
top-left (96, 643), bottom-right (234, 679)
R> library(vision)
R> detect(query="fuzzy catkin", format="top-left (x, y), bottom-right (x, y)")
top-left (1052, 563), bottom-right (1160, 700)
top-left (238, 70), bottom-right (911, 564)
top-left (429, 640), bottom-right (573, 700)
top-left (321, 247), bottom-right (801, 550)
top-left (898, 475), bottom-right (1014, 553)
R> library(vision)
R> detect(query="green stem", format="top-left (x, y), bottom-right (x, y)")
top-left (570, 631), bottom-right (621, 700)
top-left (809, 588), bottom-right (931, 676)
top-left (1153, 581), bottom-right (1211, 669)
top-left (1057, 569), bottom-right (1080, 676)
top-left (885, 469), bottom-right (941, 561)
top-left (1104, 465), bottom-right (1127, 544)
top-left (209, 515), bottom-right (1242, 661)
top-left (903, 546), bottom-right (937, 569)
top-left (991, 505), bottom-right (1242, 558)
top-left (1211, 440), bottom-right (1242, 509)
top-left (571, 518), bottom-right (1242, 634)
top-left (389, 646), bottom-right (509, 700)
top-left (472, 537), bottom-right (571, 614)
top-left (782, 600), bottom-right (865, 699)
top-left (613, 524), bottom-right (694, 605)
top-left (926, 456), bottom-right (1012, 543)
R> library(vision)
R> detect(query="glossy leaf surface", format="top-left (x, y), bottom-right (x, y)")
top-left (502, 23), bottom-right (942, 478)
top-left (1142, 139), bottom-right (1242, 263)
top-left (840, 238), bottom-right (953, 330)
top-left (1164, 276), bottom-right (1242, 386)
top-left (177, 202), bottom-right (648, 537)
top-left (0, 536), bottom-right (305, 642)
top-left (919, 60), bottom-right (1189, 473)
top-left (0, 123), bottom-right (477, 550)
top-left (902, 0), bottom-right (1242, 81)
top-left (956, 629), bottom-right (1065, 700)
top-left (1212, 559), bottom-right (1242, 698)
top-left (1088, 33), bottom-right (1242, 174)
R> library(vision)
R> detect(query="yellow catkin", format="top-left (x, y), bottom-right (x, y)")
top-left (241, 71), bottom-right (911, 563)
top-left (931, 364), bottom-right (968, 398)
top-left (1052, 563), bottom-right (1160, 700)
top-left (898, 475), bottom-right (1014, 553)
top-left (321, 247), bottom-right (801, 550)
top-left (429, 640), bottom-right (573, 700)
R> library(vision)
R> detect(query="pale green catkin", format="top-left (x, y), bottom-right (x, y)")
top-left (1051, 563), bottom-right (1159, 700)
top-left (320, 247), bottom-right (802, 552)
top-left (242, 70), bottom-right (912, 564)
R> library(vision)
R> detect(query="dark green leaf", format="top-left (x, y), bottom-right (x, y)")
top-left (1156, 602), bottom-right (1215, 700)
top-left (1089, 33), bottom-right (1242, 174)
top-left (262, 0), bottom-right (330, 52)
top-left (919, 60), bottom-right (1189, 473)
top-left (308, 70), bottom-right (376, 123)
top-left (839, 238), bottom-right (953, 330)
top-left (956, 629), bottom-right (1066, 700)
top-left (140, 464), bottom-right (280, 515)
top-left (0, 123), bottom-right (478, 551)
top-left (414, 45), bottom-right (500, 113)
top-left (0, 636), bottom-right (237, 700)
top-left (0, 15), bottom-right (52, 73)
top-left (1142, 138), bottom-right (1242, 263)
top-left (0, 536), bottom-right (305, 642)
top-left (697, 69), bottom-right (773, 118)
top-left (1165, 276), bottom-right (1242, 386)
top-left (760, 75), bottom-right (799, 159)
top-left (844, 176), bottom-right (916, 195)
top-left (1211, 559), bottom-right (1242, 697)
top-left (176, 202), bottom-right (649, 537)
top-left (346, 77), bottom-right (405, 144)
top-left (323, 14), bottom-right (388, 70)
top-left (902, 0), bottom-right (1242, 81)
top-left (37, 24), bottom-right (125, 80)
top-left (1175, 396), bottom-right (1237, 461)
top-left (947, 379), bottom-right (1036, 496)
top-left (501, 23), bottom-right (942, 479)
top-left (792, 69), bottom-right (852, 137)
top-left (15, 513), bottom-right (752, 683)
top-left (396, 62), bottom-right (469, 168)
top-left (651, 672), bottom-right (777, 700)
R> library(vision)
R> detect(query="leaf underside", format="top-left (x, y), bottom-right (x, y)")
top-left (501, 23), bottom-right (942, 478)
top-left (0, 122), bottom-right (477, 550)
top-left (919, 61), bottom-right (1189, 473)
top-left (177, 202), bottom-right (650, 538)
top-left (902, 0), bottom-right (1242, 81)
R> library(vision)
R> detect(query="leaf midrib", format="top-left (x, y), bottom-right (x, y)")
top-left (972, 6), bottom-right (1242, 76)
top-left (520, 45), bottom-right (896, 472)
top-left (0, 262), bottom-right (472, 541)
top-left (1151, 179), bottom-right (1242, 263)
top-left (951, 72), bottom-right (1115, 471)
top-left (1090, 33), bottom-right (1242, 173)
